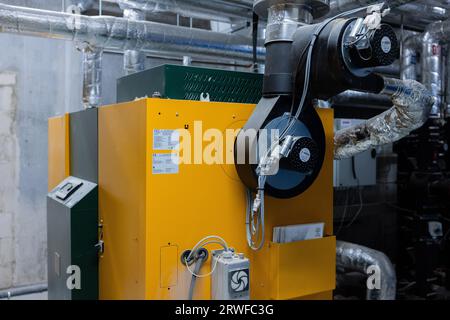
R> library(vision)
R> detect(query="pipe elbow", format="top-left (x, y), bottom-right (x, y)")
top-left (382, 78), bottom-right (434, 126)
top-left (334, 78), bottom-right (433, 160)
top-left (336, 241), bottom-right (396, 300)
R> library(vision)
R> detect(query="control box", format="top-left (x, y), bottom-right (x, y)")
top-left (211, 250), bottom-right (250, 300)
top-left (47, 176), bottom-right (98, 300)
top-left (333, 118), bottom-right (377, 187)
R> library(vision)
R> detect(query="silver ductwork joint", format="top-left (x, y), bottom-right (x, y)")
top-left (265, 3), bottom-right (314, 44)
top-left (81, 45), bottom-right (103, 109)
top-left (334, 77), bottom-right (434, 160)
top-left (123, 7), bottom-right (146, 75)
top-left (336, 241), bottom-right (396, 300)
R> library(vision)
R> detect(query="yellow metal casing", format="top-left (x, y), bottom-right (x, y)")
top-left (98, 98), bottom-right (335, 300)
top-left (48, 114), bottom-right (70, 191)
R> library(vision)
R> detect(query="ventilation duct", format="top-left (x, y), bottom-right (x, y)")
top-left (336, 241), bottom-right (397, 300)
top-left (0, 3), bottom-right (265, 63)
top-left (334, 78), bottom-right (434, 160)
top-left (422, 19), bottom-right (450, 117)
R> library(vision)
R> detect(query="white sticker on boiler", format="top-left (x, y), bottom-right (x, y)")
top-left (152, 153), bottom-right (179, 175)
top-left (153, 129), bottom-right (179, 151)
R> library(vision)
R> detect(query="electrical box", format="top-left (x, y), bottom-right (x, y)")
top-left (211, 250), bottom-right (250, 300)
top-left (117, 64), bottom-right (263, 104)
top-left (333, 119), bottom-right (377, 187)
top-left (47, 176), bottom-right (99, 300)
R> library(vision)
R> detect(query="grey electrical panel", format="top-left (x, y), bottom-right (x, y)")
top-left (47, 176), bottom-right (98, 300)
top-left (333, 119), bottom-right (377, 187)
top-left (211, 250), bottom-right (250, 300)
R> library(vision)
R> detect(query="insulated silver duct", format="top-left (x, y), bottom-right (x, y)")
top-left (422, 19), bottom-right (450, 117)
top-left (336, 241), bottom-right (396, 300)
top-left (76, 0), bottom-right (95, 12)
top-left (0, 3), bottom-right (265, 62)
top-left (447, 48), bottom-right (450, 115)
top-left (325, 0), bottom-right (414, 17)
top-left (401, 35), bottom-right (422, 81)
top-left (334, 78), bottom-right (434, 160)
top-left (396, 2), bottom-right (448, 21)
top-left (115, 0), bottom-right (253, 22)
top-left (122, 7), bottom-right (146, 74)
top-left (324, 0), bottom-right (447, 27)
top-left (81, 45), bottom-right (103, 108)
top-left (331, 90), bottom-right (393, 108)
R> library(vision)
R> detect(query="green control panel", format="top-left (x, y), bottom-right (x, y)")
top-left (117, 64), bottom-right (263, 104)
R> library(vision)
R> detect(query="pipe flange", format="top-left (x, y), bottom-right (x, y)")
top-left (254, 0), bottom-right (330, 19)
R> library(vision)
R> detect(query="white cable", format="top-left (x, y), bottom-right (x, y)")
top-left (245, 175), bottom-right (266, 251)
top-left (186, 235), bottom-right (229, 261)
top-left (184, 252), bottom-right (226, 278)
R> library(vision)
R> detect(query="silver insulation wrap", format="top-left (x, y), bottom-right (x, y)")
top-left (116, 0), bottom-right (253, 22)
top-left (336, 241), bottom-right (396, 300)
top-left (334, 78), bottom-right (434, 160)
top-left (123, 7), bottom-right (146, 75)
top-left (81, 46), bottom-right (103, 109)
top-left (0, 3), bottom-right (265, 62)
top-left (324, 0), bottom-right (415, 18)
top-left (447, 49), bottom-right (450, 114)
top-left (401, 35), bottom-right (421, 81)
top-left (422, 19), bottom-right (450, 117)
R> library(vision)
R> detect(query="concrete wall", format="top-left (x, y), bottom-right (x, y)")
top-left (0, 0), bottom-right (145, 289)
top-left (0, 0), bottom-right (242, 290)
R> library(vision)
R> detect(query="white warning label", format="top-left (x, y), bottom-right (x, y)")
top-left (153, 129), bottom-right (179, 151)
top-left (152, 153), bottom-right (179, 175)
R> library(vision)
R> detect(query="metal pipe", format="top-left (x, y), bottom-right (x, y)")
top-left (70, 0), bottom-right (95, 12)
top-left (447, 46), bottom-right (450, 116)
top-left (122, 7), bottom-right (146, 74)
top-left (334, 77), bottom-right (434, 160)
top-left (336, 241), bottom-right (396, 300)
top-left (331, 90), bottom-right (393, 108)
top-left (0, 3), bottom-right (265, 62)
top-left (422, 19), bottom-right (450, 117)
top-left (373, 61), bottom-right (401, 77)
top-left (114, 0), bottom-right (253, 22)
top-left (325, 0), bottom-right (416, 17)
top-left (265, 2), bottom-right (313, 44)
top-left (397, 3), bottom-right (448, 21)
top-left (81, 45), bottom-right (103, 108)
top-left (401, 35), bottom-right (422, 81)
top-left (0, 283), bottom-right (47, 299)
top-left (324, 0), bottom-right (447, 24)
